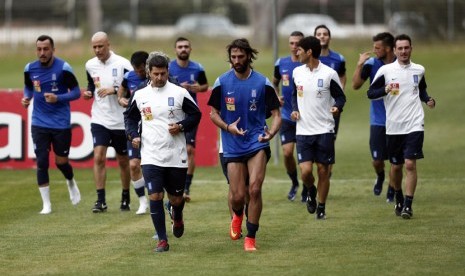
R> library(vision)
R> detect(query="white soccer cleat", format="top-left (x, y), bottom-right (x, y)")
top-left (136, 196), bottom-right (148, 215)
top-left (67, 179), bottom-right (81, 205)
top-left (39, 204), bottom-right (52, 215)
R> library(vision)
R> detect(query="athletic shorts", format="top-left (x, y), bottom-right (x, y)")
top-left (296, 133), bottom-right (335, 165)
top-left (369, 125), bottom-right (388, 161)
top-left (387, 131), bottom-right (424, 165)
top-left (223, 147), bottom-right (271, 165)
top-left (185, 126), bottom-right (198, 147)
top-left (126, 141), bottom-right (141, 160)
top-left (142, 164), bottom-right (187, 196)
top-left (279, 119), bottom-right (296, 145)
top-left (91, 123), bottom-right (128, 155)
top-left (31, 126), bottom-right (71, 157)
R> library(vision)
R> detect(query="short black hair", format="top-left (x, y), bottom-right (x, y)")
top-left (297, 36), bottom-right (321, 59)
top-left (36, 35), bottom-right (54, 48)
top-left (130, 51), bottom-right (149, 67)
top-left (314, 24), bottom-right (331, 37)
top-left (373, 32), bottom-right (394, 49)
top-left (226, 38), bottom-right (258, 64)
top-left (290, 31), bottom-right (304, 37)
top-left (174, 36), bottom-right (189, 47)
top-left (147, 52), bottom-right (169, 70)
top-left (394, 34), bottom-right (412, 46)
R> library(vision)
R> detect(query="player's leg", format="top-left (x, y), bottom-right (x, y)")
top-left (31, 126), bottom-right (52, 214)
top-left (280, 121), bottom-right (300, 201)
top-left (184, 128), bottom-right (197, 202)
top-left (166, 167), bottom-right (187, 238)
top-left (113, 129), bottom-right (131, 211)
top-left (90, 123), bottom-right (111, 212)
top-left (227, 160), bottom-right (248, 241)
top-left (296, 135), bottom-right (317, 213)
top-left (127, 141), bottom-right (147, 214)
top-left (314, 133), bottom-right (335, 220)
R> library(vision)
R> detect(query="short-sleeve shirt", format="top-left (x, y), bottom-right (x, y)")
top-left (274, 56), bottom-right (301, 122)
top-left (168, 60), bottom-right (208, 102)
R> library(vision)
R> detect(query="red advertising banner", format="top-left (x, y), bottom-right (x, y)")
top-left (0, 90), bottom-right (218, 169)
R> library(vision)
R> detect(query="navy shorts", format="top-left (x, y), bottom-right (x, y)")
top-left (296, 133), bottom-right (335, 165)
top-left (31, 126), bottom-right (71, 157)
top-left (279, 120), bottom-right (297, 145)
top-left (369, 125), bottom-right (388, 161)
top-left (142, 164), bottom-right (187, 196)
top-left (185, 126), bottom-right (198, 147)
top-left (126, 141), bottom-right (141, 160)
top-left (387, 131), bottom-right (424, 165)
top-left (219, 152), bottom-right (228, 182)
top-left (223, 147), bottom-right (271, 165)
top-left (91, 123), bottom-right (128, 155)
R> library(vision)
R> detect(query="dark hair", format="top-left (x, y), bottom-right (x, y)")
top-left (297, 36), bottom-right (321, 58)
top-left (290, 31), bottom-right (304, 37)
top-left (314, 24), bottom-right (331, 37)
top-left (36, 35), bottom-right (54, 48)
top-left (373, 32), bottom-right (394, 49)
top-left (226, 38), bottom-right (258, 64)
top-left (394, 34), bottom-right (412, 46)
top-left (147, 53), bottom-right (169, 70)
top-left (174, 36), bottom-right (189, 47)
top-left (130, 51), bottom-right (149, 67)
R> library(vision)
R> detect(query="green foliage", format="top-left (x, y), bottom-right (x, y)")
top-left (1, 38), bottom-right (464, 275)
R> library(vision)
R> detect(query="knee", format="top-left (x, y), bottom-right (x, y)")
top-left (248, 186), bottom-right (262, 200)
top-left (149, 192), bottom-right (163, 201)
top-left (405, 160), bottom-right (416, 171)
top-left (36, 154), bottom-right (49, 170)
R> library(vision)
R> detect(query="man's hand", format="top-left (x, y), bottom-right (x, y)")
top-left (21, 97), bottom-right (31, 108)
top-left (357, 51), bottom-right (372, 67)
top-left (131, 137), bottom-right (141, 149)
top-left (291, 111), bottom-right (300, 121)
top-left (44, 92), bottom-right (58, 103)
top-left (427, 97), bottom-right (436, 109)
top-left (82, 91), bottom-right (93, 100)
top-left (97, 87), bottom-right (115, 98)
top-left (227, 117), bottom-right (247, 136)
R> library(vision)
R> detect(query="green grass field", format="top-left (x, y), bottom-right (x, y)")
top-left (1, 37), bottom-right (464, 275)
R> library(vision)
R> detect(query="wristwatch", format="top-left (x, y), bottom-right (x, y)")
top-left (178, 124), bottom-right (184, 132)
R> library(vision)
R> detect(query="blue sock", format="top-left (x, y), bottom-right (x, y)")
top-left (150, 200), bottom-right (167, 241)
top-left (246, 221), bottom-right (259, 238)
top-left (287, 170), bottom-right (299, 187)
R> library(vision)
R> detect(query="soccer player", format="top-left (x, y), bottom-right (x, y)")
top-left (368, 34), bottom-right (435, 219)
top-left (352, 32), bottom-right (396, 201)
top-left (208, 38), bottom-right (281, 251)
top-left (82, 31), bottom-right (133, 213)
top-left (314, 25), bottom-right (346, 178)
top-left (117, 50), bottom-right (150, 215)
top-left (291, 36), bottom-right (346, 220)
top-left (22, 35), bottom-right (81, 214)
top-left (169, 37), bottom-right (209, 202)
top-left (125, 51), bottom-right (201, 252)
top-left (272, 31), bottom-right (305, 202)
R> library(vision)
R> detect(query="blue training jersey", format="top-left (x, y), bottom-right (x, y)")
top-left (361, 57), bottom-right (387, 126)
top-left (319, 50), bottom-right (346, 77)
top-left (23, 57), bottom-right (80, 129)
top-left (274, 56), bottom-right (301, 122)
top-left (168, 60), bottom-right (208, 102)
top-left (121, 71), bottom-right (147, 97)
top-left (208, 70), bottom-right (280, 158)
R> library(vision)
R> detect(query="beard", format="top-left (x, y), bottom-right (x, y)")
top-left (233, 61), bottom-right (249, 74)
top-left (177, 52), bottom-right (189, 61)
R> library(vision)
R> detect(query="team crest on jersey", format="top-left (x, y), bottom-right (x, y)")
top-left (51, 74), bottom-right (58, 92)
top-left (413, 75), bottom-right (418, 84)
top-left (251, 89), bottom-right (257, 98)
top-left (249, 99), bottom-right (258, 111)
top-left (168, 97), bottom-right (174, 106)
top-left (226, 97), bottom-right (235, 111)
top-left (142, 106), bottom-right (153, 121)
top-left (282, 74), bottom-right (290, 86)
top-left (318, 79), bottom-right (323, 87)
top-left (297, 85), bottom-right (303, 97)
top-left (112, 68), bottom-right (117, 77)
top-left (33, 80), bottom-right (41, 92)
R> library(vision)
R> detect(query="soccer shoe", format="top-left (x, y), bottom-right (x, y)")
top-left (373, 177), bottom-right (383, 196)
top-left (316, 209), bottom-right (326, 220)
top-left (401, 207), bottom-right (413, 219)
top-left (183, 189), bottom-right (191, 202)
top-left (39, 204), bottom-right (52, 215)
top-left (66, 179), bottom-right (81, 205)
top-left (120, 198), bottom-right (130, 211)
top-left (165, 201), bottom-right (173, 220)
top-left (155, 240), bottom-right (170, 253)
top-left (172, 219), bottom-right (185, 238)
top-left (394, 202), bottom-right (403, 216)
top-left (306, 194), bottom-right (317, 214)
top-left (230, 213), bottom-right (244, 240)
top-left (92, 201), bottom-right (107, 213)
top-left (152, 233), bottom-right (159, 240)
top-left (244, 237), bottom-right (257, 251)
top-left (386, 186), bottom-right (395, 203)
top-left (287, 184), bottom-right (298, 201)
top-left (136, 196), bottom-right (148, 215)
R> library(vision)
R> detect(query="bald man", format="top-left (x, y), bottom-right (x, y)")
top-left (83, 32), bottom-right (134, 213)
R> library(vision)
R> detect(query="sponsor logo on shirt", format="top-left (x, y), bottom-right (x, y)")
top-left (142, 106), bottom-right (153, 121)
top-left (33, 80), bottom-right (41, 92)
top-left (282, 74), bottom-right (290, 86)
top-left (226, 97), bottom-right (235, 111)
top-left (297, 85), bottom-right (303, 97)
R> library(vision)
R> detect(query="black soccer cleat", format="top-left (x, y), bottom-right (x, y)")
top-left (92, 201), bottom-right (107, 213)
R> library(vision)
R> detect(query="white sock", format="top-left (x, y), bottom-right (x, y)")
top-left (39, 186), bottom-right (51, 214)
top-left (133, 178), bottom-right (145, 189)
top-left (66, 178), bottom-right (81, 205)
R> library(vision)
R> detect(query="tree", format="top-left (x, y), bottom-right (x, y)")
top-left (87, 0), bottom-right (102, 34)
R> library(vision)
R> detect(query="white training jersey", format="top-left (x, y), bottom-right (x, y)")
top-left (131, 81), bottom-right (197, 168)
top-left (372, 61), bottom-right (426, 135)
top-left (85, 51), bottom-right (133, 130)
top-left (292, 62), bottom-right (342, 135)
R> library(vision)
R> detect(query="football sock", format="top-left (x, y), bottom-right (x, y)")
top-left (172, 200), bottom-right (185, 221)
top-left (246, 221), bottom-right (259, 238)
top-left (185, 174), bottom-right (193, 191)
top-left (404, 195), bottom-right (413, 208)
top-left (395, 189), bottom-right (404, 204)
top-left (132, 178), bottom-right (145, 197)
top-left (287, 170), bottom-right (299, 187)
top-left (56, 162), bottom-right (74, 180)
top-left (122, 189), bottom-right (130, 203)
top-left (317, 202), bottom-right (326, 212)
top-left (39, 186), bottom-right (51, 206)
top-left (97, 188), bottom-right (105, 203)
top-left (376, 170), bottom-right (385, 184)
top-left (309, 184), bottom-right (317, 198)
top-left (150, 200), bottom-right (167, 241)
